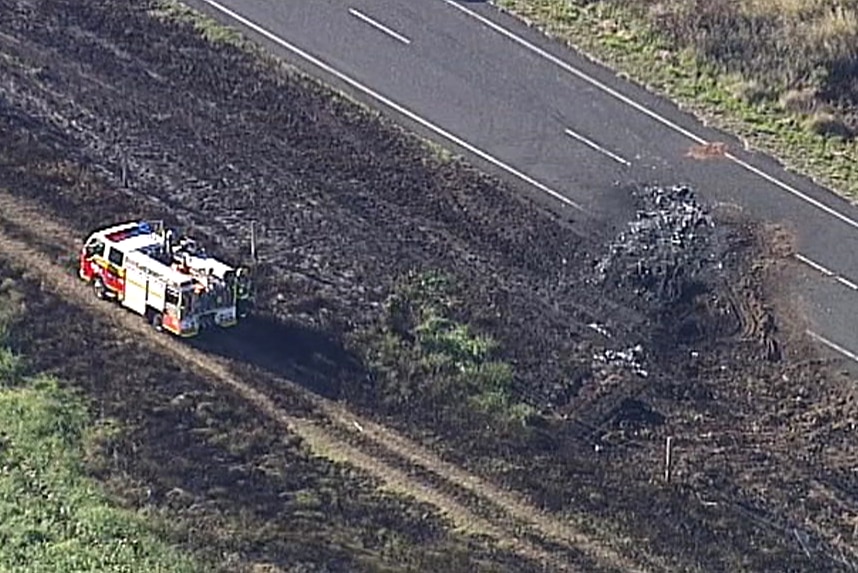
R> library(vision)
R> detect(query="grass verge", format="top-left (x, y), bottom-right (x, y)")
top-left (0, 277), bottom-right (203, 573)
top-left (149, 0), bottom-right (245, 47)
top-left (495, 0), bottom-right (858, 200)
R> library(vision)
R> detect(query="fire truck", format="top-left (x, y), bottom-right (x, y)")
top-left (78, 220), bottom-right (253, 337)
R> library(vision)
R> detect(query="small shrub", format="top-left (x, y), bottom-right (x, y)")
top-left (150, 0), bottom-right (244, 48)
top-left (466, 361), bottom-right (514, 395)
top-left (780, 88), bottom-right (818, 113)
top-left (804, 110), bottom-right (854, 139)
top-left (291, 489), bottom-right (323, 510)
top-left (361, 271), bottom-right (531, 425)
top-left (0, 348), bottom-right (22, 386)
top-left (0, 299), bottom-right (23, 341)
top-left (730, 77), bottom-right (770, 105)
top-left (417, 315), bottom-right (497, 368)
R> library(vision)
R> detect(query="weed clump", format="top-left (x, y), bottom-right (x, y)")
top-left (356, 271), bottom-right (533, 427)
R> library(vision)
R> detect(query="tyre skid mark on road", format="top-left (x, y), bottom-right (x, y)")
top-left (0, 189), bottom-right (650, 573)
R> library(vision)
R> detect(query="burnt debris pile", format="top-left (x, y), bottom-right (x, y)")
top-left (595, 185), bottom-right (716, 306)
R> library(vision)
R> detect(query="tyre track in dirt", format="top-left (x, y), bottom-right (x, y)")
top-left (7, 1), bottom-right (853, 567)
top-left (0, 189), bottom-right (651, 573)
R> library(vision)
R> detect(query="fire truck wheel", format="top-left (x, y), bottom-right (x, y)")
top-left (150, 312), bottom-right (164, 332)
top-left (93, 277), bottom-right (107, 300)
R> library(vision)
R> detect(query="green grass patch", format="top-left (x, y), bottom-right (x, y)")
top-left (0, 279), bottom-right (25, 386)
top-left (149, 0), bottom-right (245, 47)
top-left (0, 379), bottom-right (201, 572)
top-left (496, 0), bottom-right (858, 198)
top-left (0, 279), bottom-right (203, 573)
top-left (358, 271), bottom-right (533, 425)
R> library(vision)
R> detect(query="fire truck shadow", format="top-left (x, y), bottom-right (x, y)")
top-left (187, 314), bottom-right (365, 400)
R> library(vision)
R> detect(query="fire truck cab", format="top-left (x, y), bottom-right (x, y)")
top-left (79, 221), bottom-right (249, 337)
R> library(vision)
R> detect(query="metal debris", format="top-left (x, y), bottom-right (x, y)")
top-left (593, 343), bottom-right (648, 378)
top-left (594, 184), bottom-right (716, 304)
top-left (587, 322), bottom-right (611, 338)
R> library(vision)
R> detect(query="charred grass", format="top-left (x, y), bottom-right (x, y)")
top-left (1, 0), bottom-right (858, 570)
top-left (0, 256), bottom-right (539, 573)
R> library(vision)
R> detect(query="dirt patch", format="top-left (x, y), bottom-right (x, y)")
top-left (686, 142), bottom-right (729, 160)
top-left (1, 0), bottom-right (857, 570)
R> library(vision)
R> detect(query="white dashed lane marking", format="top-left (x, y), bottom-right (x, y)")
top-left (564, 128), bottom-right (631, 166)
top-left (794, 253), bottom-right (858, 292)
top-left (348, 8), bottom-right (412, 45)
top-left (199, 0), bottom-right (587, 214)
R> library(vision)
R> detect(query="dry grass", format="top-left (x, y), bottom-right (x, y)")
top-left (624, 0), bottom-right (858, 112)
top-left (805, 109), bottom-right (854, 138)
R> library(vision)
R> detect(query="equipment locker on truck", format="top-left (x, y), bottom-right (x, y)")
top-left (79, 220), bottom-right (253, 337)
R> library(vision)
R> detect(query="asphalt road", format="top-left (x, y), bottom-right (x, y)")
top-left (187, 0), bottom-right (858, 368)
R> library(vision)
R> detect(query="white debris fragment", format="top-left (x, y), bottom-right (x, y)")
top-left (593, 343), bottom-right (648, 377)
top-left (587, 322), bottom-right (611, 338)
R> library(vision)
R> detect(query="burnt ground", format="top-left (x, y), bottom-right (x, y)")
top-left (0, 259), bottom-right (540, 573)
top-left (0, 0), bottom-right (857, 570)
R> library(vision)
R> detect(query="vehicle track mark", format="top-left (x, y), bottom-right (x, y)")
top-left (0, 188), bottom-right (651, 573)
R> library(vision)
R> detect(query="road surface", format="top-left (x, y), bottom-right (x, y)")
top-left (186, 0), bottom-right (858, 369)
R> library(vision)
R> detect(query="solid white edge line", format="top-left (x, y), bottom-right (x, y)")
top-left (348, 7), bottom-right (411, 45)
top-left (806, 330), bottom-right (858, 364)
top-left (564, 128), bottom-right (630, 166)
top-left (723, 150), bottom-right (858, 231)
top-left (445, 0), bottom-right (858, 232)
top-left (198, 0), bottom-right (586, 214)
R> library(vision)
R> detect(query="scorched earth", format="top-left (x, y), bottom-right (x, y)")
top-left (0, 0), bottom-right (856, 571)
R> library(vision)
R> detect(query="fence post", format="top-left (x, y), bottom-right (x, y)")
top-left (664, 436), bottom-right (673, 483)
top-left (250, 220), bottom-right (257, 264)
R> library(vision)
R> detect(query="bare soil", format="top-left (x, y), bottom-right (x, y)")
top-left (1, 0), bottom-right (857, 571)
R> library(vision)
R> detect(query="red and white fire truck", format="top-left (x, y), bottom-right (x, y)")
top-left (78, 220), bottom-right (253, 337)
